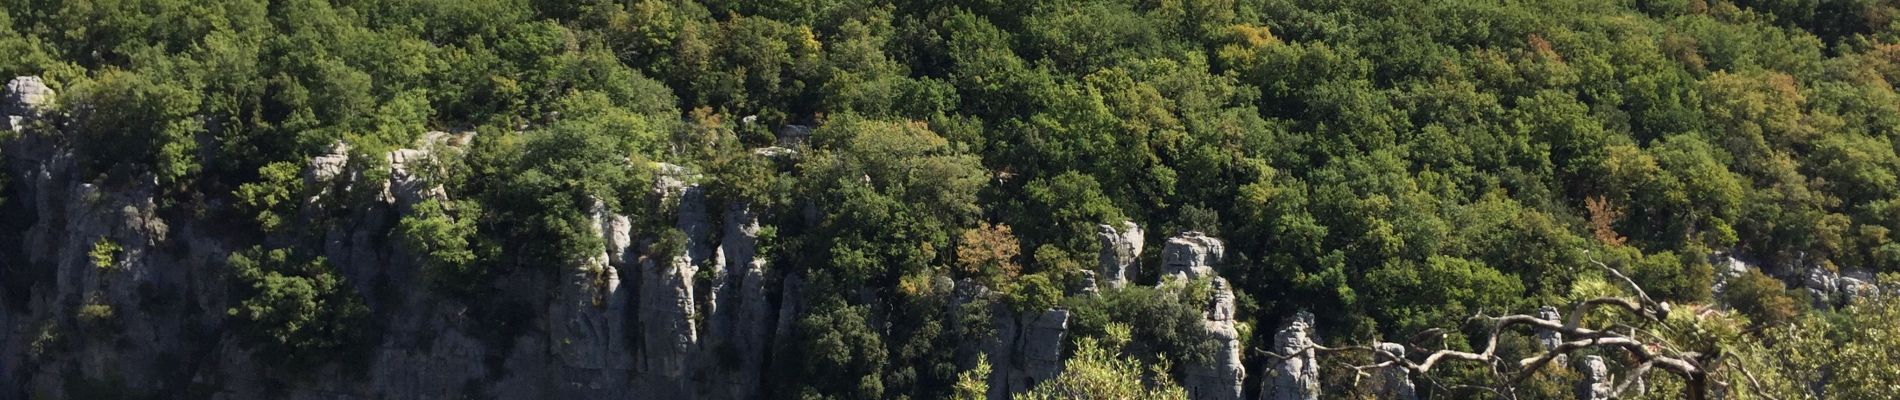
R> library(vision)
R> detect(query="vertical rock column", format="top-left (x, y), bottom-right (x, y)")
top-left (1261, 315), bottom-right (1320, 400)
top-left (547, 199), bottom-right (635, 396)
top-left (1373, 342), bottom-right (1416, 400)
top-left (702, 203), bottom-right (776, 400)
top-left (1096, 221), bottom-right (1143, 289)
top-left (984, 307), bottom-right (1070, 400)
top-left (638, 167), bottom-right (707, 396)
top-left (1536, 305), bottom-right (1568, 367)
top-left (1157, 232), bottom-right (1247, 400)
top-left (1185, 278), bottom-right (1245, 400)
top-left (1574, 355), bottom-right (1612, 400)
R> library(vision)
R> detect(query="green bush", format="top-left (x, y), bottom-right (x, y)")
top-left (1721, 269), bottom-right (1804, 328)
top-left (225, 246), bottom-right (372, 370)
top-left (1066, 284), bottom-right (1217, 368)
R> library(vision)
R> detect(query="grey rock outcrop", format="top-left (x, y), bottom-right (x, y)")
top-left (985, 307), bottom-right (1070, 400)
top-left (1839, 274), bottom-right (1878, 303)
top-left (5, 76), bottom-right (53, 110)
top-left (1535, 305), bottom-right (1568, 366)
top-left (14, 176), bottom-right (183, 398)
top-left (1574, 355), bottom-right (1613, 400)
top-left (1096, 221), bottom-right (1144, 289)
top-left (1, 73), bottom-right (813, 400)
top-left (1076, 269), bottom-right (1100, 296)
top-left (1185, 278), bottom-right (1245, 400)
top-left (383, 132), bottom-right (464, 213)
top-left (1163, 231), bottom-right (1224, 281)
top-left (1536, 305), bottom-right (1563, 350)
top-left (1373, 342), bottom-right (1416, 400)
top-left (701, 203), bottom-right (776, 400)
top-left (547, 200), bottom-right (634, 396)
top-left (1804, 268), bottom-right (1838, 308)
top-left (5, 76), bottom-right (53, 131)
top-left (1, 76), bottom-right (198, 397)
top-left (1711, 256), bottom-right (1752, 296)
top-left (640, 250), bottom-right (698, 382)
top-left (636, 167), bottom-right (706, 396)
top-left (1261, 315), bottom-right (1320, 400)
top-left (1801, 267), bottom-right (1879, 308)
top-left (305, 141), bottom-right (353, 188)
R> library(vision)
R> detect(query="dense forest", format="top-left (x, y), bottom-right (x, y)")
top-left (3, 0), bottom-right (1900, 399)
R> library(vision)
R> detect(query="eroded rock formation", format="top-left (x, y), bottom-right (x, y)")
top-left (984, 307), bottom-right (1070, 399)
top-left (1374, 342), bottom-right (1416, 400)
top-left (1096, 221), bottom-right (1143, 289)
top-left (702, 203), bottom-right (776, 400)
top-left (1261, 314), bottom-right (1320, 400)
top-left (1185, 278), bottom-right (1245, 400)
top-left (0, 77), bottom-right (802, 399)
top-left (1163, 231), bottom-right (1224, 281)
top-left (4, 76), bottom-right (52, 131)
top-left (1536, 305), bottom-right (1563, 351)
top-left (1574, 355), bottom-right (1612, 400)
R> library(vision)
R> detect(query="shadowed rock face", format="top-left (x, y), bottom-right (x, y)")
top-left (702, 203), bottom-right (775, 400)
top-left (0, 91), bottom-right (801, 400)
top-left (1374, 342), bottom-right (1416, 400)
top-left (984, 305), bottom-right (1070, 400)
top-left (1096, 221), bottom-right (1144, 289)
top-left (1536, 305), bottom-right (1563, 350)
top-left (1261, 316), bottom-right (1319, 400)
top-left (1575, 355), bottom-right (1612, 400)
top-left (548, 199), bottom-right (634, 396)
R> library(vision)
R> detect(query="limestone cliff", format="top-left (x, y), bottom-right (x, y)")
top-left (0, 76), bottom-right (796, 400)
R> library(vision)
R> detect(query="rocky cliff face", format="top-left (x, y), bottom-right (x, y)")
top-left (983, 307), bottom-right (1070, 399)
top-left (703, 204), bottom-right (775, 400)
top-left (0, 76), bottom-right (797, 400)
top-left (3, 74), bottom-right (1599, 400)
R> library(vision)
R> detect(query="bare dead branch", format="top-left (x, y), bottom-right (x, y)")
top-left (1612, 360), bottom-right (1653, 398)
top-left (1725, 358), bottom-right (1782, 400)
